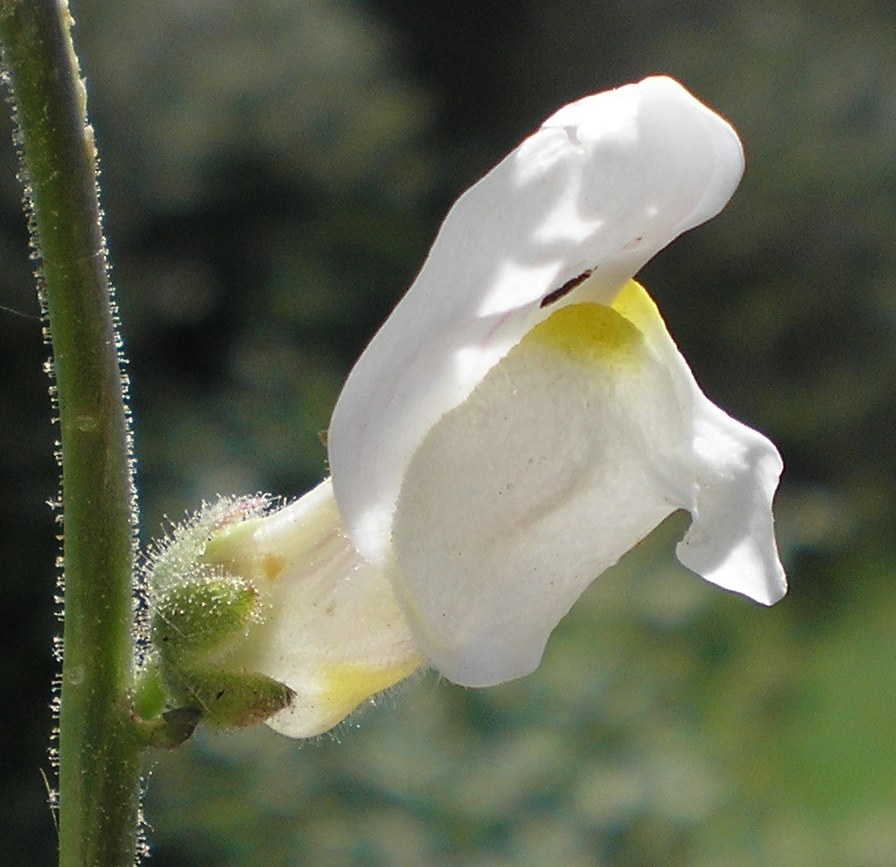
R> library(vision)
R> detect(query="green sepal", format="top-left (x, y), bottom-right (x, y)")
top-left (152, 576), bottom-right (257, 667)
top-left (166, 667), bottom-right (295, 729)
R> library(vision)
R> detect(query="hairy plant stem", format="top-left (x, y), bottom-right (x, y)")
top-left (0, 2), bottom-right (141, 864)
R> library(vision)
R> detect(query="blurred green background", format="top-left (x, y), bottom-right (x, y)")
top-left (3, 0), bottom-right (895, 864)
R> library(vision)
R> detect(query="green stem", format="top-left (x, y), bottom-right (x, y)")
top-left (0, 2), bottom-right (141, 865)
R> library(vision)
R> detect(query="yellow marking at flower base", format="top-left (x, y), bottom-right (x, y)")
top-left (260, 554), bottom-right (286, 582)
top-left (316, 658), bottom-right (421, 727)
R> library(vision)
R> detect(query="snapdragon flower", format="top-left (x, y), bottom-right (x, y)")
top-left (328, 75), bottom-right (786, 685)
top-left (147, 75), bottom-right (785, 738)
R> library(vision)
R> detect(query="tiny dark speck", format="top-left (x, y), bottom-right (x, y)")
top-left (540, 269), bottom-right (593, 308)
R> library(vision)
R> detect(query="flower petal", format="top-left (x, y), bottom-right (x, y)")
top-left (329, 76), bottom-right (745, 566)
top-left (610, 281), bottom-right (786, 605)
top-left (389, 281), bottom-right (784, 687)
top-left (674, 400), bottom-right (786, 605)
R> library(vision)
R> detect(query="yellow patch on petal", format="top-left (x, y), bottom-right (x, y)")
top-left (315, 658), bottom-right (421, 729)
top-left (610, 279), bottom-right (667, 343)
top-left (259, 553), bottom-right (286, 582)
top-left (527, 300), bottom-right (643, 365)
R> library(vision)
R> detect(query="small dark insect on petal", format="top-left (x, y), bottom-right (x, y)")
top-left (540, 269), bottom-right (593, 308)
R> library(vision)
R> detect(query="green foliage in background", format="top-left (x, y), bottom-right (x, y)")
top-left (2, 0), bottom-right (895, 864)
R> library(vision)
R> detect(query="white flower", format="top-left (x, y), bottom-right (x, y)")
top-left (327, 75), bottom-right (786, 686)
top-left (194, 75), bottom-right (785, 737)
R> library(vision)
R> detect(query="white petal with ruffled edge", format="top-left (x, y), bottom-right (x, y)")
top-left (389, 281), bottom-right (784, 687)
top-left (328, 76), bottom-right (746, 566)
